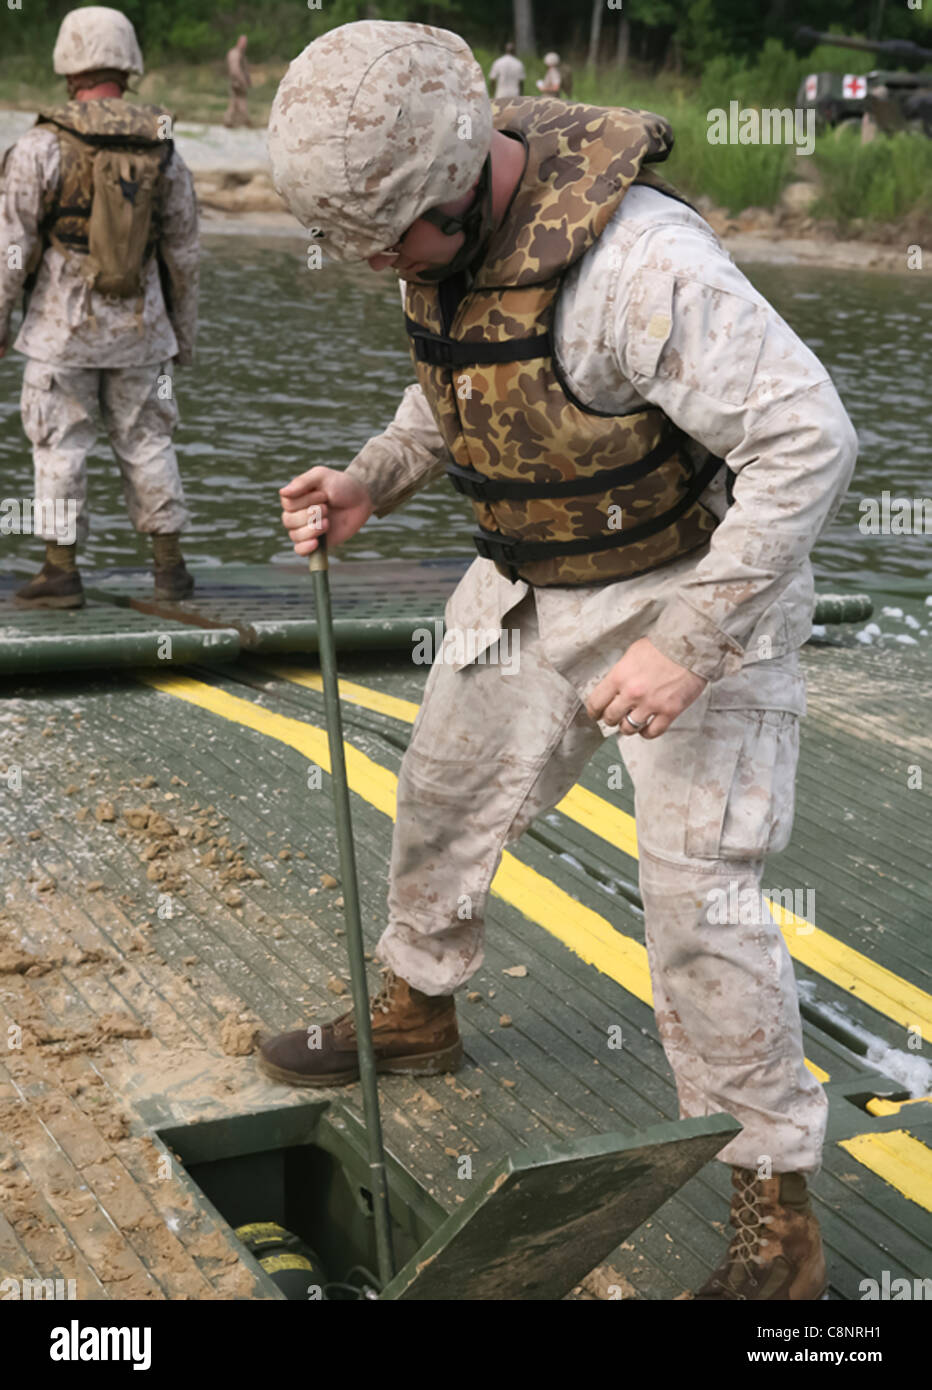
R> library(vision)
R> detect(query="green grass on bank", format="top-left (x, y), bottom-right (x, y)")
top-left (2, 40), bottom-right (930, 232)
top-left (580, 71), bottom-right (796, 214)
top-left (0, 55), bottom-right (287, 125)
top-left (810, 125), bottom-right (932, 225)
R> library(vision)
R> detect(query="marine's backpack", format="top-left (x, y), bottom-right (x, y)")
top-left (34, 97), bottom-right (175, 298)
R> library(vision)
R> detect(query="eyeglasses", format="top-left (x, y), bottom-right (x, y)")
top-left (376, 183), bottom-right (481, 260)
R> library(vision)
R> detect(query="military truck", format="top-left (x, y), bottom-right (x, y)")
top-left (795, 27), bottom-right (932, 137)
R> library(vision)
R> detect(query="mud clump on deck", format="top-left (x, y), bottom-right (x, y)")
top-left (219, 1013), bottom-right (260, 1056)
top-left (23, 1011), bottom-right (153, 1058)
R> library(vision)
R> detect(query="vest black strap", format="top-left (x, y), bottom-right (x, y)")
top-left (43, 118), bottom-right (172, 151)
top-left (405, 316), bottom-right (552, 369)
top-left (472, 452), bottom-right (725, 578)
top-left (50, 231), bottom-right (90, 248)
top-left (447, 426), bottom-right (683, 502)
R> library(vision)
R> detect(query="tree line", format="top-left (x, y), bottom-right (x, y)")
top-left (2, 0), bottom-right (929, 70)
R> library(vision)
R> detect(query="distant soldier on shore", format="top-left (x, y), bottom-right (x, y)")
top-left (536, 50), bottom-right (572, 99)
top-left (0, 5), bottom-right (200, 608)
top-left (488, 42), bottom-right (524, 100)
top-left (224, 35), bottom-right (252, 128)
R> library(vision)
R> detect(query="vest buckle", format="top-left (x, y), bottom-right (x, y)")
top-left (411, 332), bottom-right (455, 368)
top-left (446, 463), bottom-right (490, 500)
top-left (473, 528), bottom-right (522, 582)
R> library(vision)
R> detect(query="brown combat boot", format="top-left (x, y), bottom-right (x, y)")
top-left (258, 968), bottom-right (463, 1087)
top-left (14, 551), bottom-right (85, 610)
top-left (151, 533), bottom-right (194, 600)
top-left (695, 1168), bottom-right (827, 1300)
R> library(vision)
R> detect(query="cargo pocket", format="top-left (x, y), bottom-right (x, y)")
top-left (685, 706), bottom-right (800, 860)
top-left (20, 360), bottom-right (56, 448)
top-left (682, 650), bottom-right (804, 859)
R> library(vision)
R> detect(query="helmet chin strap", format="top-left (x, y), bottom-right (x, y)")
top-left (413, 155), bottom-right (494, 284)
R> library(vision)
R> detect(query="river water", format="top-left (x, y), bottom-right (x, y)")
top-left (1, 233), bottom-right (930, 644)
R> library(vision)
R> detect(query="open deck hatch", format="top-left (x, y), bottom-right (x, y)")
top-left (157, 1100), bottom-right (740, 1300)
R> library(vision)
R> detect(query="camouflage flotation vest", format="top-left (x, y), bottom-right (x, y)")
top-left (404, 97), bottom-right (725, 587)
top-left (34, 98), bottom-right (174, 298)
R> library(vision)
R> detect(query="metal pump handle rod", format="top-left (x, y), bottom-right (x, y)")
top-left (308, 538), bottom-right (396, 1288)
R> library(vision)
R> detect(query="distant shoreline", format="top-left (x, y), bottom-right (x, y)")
top-left (197, 206), bottom-right (916, 278)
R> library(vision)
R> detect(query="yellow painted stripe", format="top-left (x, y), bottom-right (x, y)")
top-left (493, 853), bottom-right (654, 1004)
top-left (140, 672), bottom-right (398, 817)
top-left (260, 663), bottom-right (421, 725)
top-left (263, 663), bottom-right (932, 1038)
top-left (138, 670), bottom-right (828, 1081)
top-left (555, 784), bottom-right (640, 862)
top-left (867, 1095), bottom-right (932, 1118)
top-left (839, 1130), bottom-right (932, 1212)
top-left (764, 899), bottom-right (932, 1040)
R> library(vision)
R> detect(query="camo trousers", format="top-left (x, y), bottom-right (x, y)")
top-left (377, 588), bottom-right (828, 1173)
top-left (20, 359), bottom-right (189, 545)
top-left (223, 94), bottom-right (251, 128)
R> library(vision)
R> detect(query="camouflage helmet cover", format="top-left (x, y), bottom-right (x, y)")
top-left (53, 6), bottom-right (144, 77)
top-left (267, 21), bottom-right (493, 262)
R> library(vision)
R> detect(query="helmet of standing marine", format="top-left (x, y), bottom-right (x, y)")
top-left (53, 6), bottom-right (144, 78)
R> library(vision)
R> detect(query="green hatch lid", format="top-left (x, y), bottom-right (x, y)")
top-left (380, 1112), bottom-right (740, 1301)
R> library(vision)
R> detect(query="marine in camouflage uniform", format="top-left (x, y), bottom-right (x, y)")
top-left (223, 36), bottom-right (252, 130)
top-left (0, 6), bottom-right (200, 608)
top-left (261, 22), bottom-right (859, 1300)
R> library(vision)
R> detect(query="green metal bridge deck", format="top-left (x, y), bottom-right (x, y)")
top-left (0, 561), bottom-right (929, 1299)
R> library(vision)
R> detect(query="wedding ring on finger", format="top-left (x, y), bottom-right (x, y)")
top-left (623, 710), bottom-right (652, 731)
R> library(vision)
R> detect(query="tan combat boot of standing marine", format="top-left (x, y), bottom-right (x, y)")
top-left (14, 543), bottom-right (85, 609)
top-left (694, 1167), bottom-right (828, 1300)
top-left (258, 967), bottom-right (463, 1087)
top-left (151, 533), bottom-right (195, 600)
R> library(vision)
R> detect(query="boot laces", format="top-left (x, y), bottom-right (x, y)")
top-left (335, 968), bottom-right (398, 1038)
top-left (727, 1169), bottom-right (773, 1272)
top-left (371, 967), bottom-right (401, 1014)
